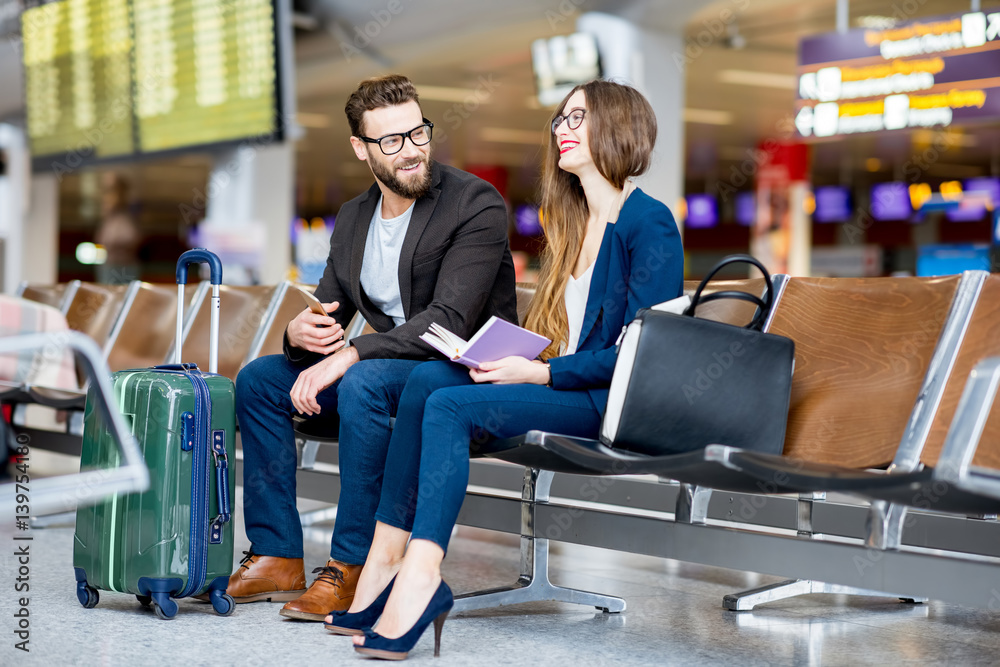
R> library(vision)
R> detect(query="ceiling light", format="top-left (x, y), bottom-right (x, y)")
top-left (480, 128), bottom-right (546, 144)
top-left (856, 15), bottom-right (897, 29)
top-left (717, 70), bottom-right (797, 90)
top-left (683, 109), bottom-right (733, 125)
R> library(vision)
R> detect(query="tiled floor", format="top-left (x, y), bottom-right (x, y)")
top-left (3, 490), bottom-right (999, 666)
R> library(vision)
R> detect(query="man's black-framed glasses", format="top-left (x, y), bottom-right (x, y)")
top-left (551, 109), bottom-right (586, 135)
top-left (359, 119), bottom-right (434, 155)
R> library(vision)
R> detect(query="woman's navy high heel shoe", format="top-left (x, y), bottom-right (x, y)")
top-left (354, 580), bottom-right (453, 660)
top-left (324, 577), bottom-right (396, 636)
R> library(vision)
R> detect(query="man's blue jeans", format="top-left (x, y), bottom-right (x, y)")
top-left (236, 354), bottom-right (422, 563)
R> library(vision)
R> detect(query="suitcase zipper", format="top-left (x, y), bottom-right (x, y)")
top-left (144, 364), bottom-right (212, 598)
top-left (151, 367), bottom-right (213, 599)
top-left (177, 369), bottom-right (212, 598)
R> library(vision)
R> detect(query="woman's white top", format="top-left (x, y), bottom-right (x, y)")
top-left (563, 262), bottom-right (595, 356)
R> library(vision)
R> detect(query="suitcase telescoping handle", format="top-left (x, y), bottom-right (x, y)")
top-left (175, 249), bottom-right (224, 373)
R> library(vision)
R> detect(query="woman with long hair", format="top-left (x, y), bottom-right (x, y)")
top-left (329, 79), bottom-right (684, 659)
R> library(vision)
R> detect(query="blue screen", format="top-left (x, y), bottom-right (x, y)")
top-left (814, 186), bottom-right (851, 223)
top-left (735, 192), bottom-right (755, 226)
top-left (947, 177), bottom-right (1000, 222)
top-left (515, 204), bottom-right (543, 236)
top-left (686, 194), bottom-right (718, 229)
top-left (916, 243), bottom-right (991, 276)
top-left (871, 182), bottom-right (912, 221)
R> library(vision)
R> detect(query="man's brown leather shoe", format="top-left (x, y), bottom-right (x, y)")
top-left (212, 549), bottom-right (306, 603)
top-left (278, 559), bottom-right (363, 621)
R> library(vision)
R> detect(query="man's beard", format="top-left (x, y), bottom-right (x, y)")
top-left (370, 151), bottom-right (432, 199)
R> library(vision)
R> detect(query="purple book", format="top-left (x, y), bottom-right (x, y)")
top-left (420, 316), bottom-right (551, 370)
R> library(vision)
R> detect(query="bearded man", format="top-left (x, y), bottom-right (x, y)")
top-left (225, 74), bottom-right (517, 620)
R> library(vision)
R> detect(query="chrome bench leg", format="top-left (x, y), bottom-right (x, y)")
top-left (866, 500), bottom-right (907, 550)
top-left (299, 506), bottom-right (338, 527)
top-left (723, 579), bottom-right (928, 611)
top-left (452, 469), bottom-right (626, 614)
top-left (675, 483), bottom-right (712, 524)
top-left (797, 491), bottom-right (825, 536)
top-left (723, 494), bottom-right (926, 611)
top-left (30, 510), bottom-right (76, 528)
top-left (298, 439), bottom-right (322, 470)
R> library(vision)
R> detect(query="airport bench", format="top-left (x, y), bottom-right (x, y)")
top-left (473, 271), bottom-right (1000, 612)
top-left (11, 274), bottom-right (1000, 614)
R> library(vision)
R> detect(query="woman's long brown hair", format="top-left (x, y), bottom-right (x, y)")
top-left (523, 80), bottom-right (657, 359)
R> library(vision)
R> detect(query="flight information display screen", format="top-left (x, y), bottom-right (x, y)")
top-left (134, 0), bottom-right (278, 152)
top-left (22, 0), bottom-right (281, 167)
top-left (22, 0), bottom-right (136, 162)
top-left (795, 8), bottom-right (1000, 138)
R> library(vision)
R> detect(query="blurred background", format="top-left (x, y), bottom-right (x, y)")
top-left (1, 0), bottom-right (998, 289)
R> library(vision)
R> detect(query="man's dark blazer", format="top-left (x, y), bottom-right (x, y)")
top-left (285, 161), bottom-right (518, 364)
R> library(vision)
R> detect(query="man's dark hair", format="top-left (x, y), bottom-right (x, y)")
top-left (345, 74), bottom-right (421, 138)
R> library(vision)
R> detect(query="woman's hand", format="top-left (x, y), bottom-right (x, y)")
top-left (470, 357), bottom-right (550, 385)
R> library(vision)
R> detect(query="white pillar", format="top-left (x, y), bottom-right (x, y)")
top-left (0, 123), bottom-right (28, 293)
top-left (577, 12), bottom-right (685, 223)
top-left (23, 172), bottom-right (59, 285)
top-left (198, 141), bottom-right (294, 285)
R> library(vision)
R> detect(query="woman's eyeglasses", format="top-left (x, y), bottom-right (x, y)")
top-left (551, 109), bottom-right (586, 135)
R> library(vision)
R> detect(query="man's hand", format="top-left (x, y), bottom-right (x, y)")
top-left (469, 357), bottom-right (550, 385)
top-left (286, 302), bottom-right (345, 354)
top-left (290, 345), bottom-right (360, 416)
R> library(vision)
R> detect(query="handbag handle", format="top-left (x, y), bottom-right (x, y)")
top-left (685, 254), bottom-right (774, 331)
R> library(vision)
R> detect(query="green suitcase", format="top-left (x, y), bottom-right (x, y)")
top-left (73, 250), bottom-right (237, 619)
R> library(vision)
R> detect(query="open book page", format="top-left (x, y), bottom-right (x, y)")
top-left (421, 316), bottom-right (551, 370)
top-left (419, 323), bottom-right (468, 360)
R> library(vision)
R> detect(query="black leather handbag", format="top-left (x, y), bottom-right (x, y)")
top-left (600, 255), bottom-right (795, 456)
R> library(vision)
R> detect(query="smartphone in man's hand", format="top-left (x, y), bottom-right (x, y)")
top-left (295, 285), bottom-right (329, 317)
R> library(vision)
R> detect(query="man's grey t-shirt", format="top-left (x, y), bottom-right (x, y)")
top-left (360, 196), bottom-right (414, 328)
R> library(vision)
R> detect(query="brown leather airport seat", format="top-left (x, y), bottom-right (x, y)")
top-left (922, 273), bottom-right (1000, 470)
top-left (65, 282), bottom-right (130, 348)
top-left (104, 282), bottom-right (178, 372)
top-left (356, 316), bottom-right (377, 338)
top-left (254, 283), bottom-right (318, 359)
top-left (23, 282), bottom-right (130, 405)
top-left (515, 282), bottom-right (536, 325)
top-left (684, 278), bottom-right (767, 327)
top-left (180, 284), bottom-right (278, 380)
top-left (19, 282), bottom-right (70, 311)
top-left (769, 275), bottom-right (961, 468)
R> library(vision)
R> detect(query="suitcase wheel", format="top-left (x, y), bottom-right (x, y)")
top-left (77, 584), bottom-right (99, 609)
top-left (151, 594), bottom-right (178, 620)
top-left (136, 595), bottom-right (152, 608)
top-left (212, 592), bottom-right (235, 617)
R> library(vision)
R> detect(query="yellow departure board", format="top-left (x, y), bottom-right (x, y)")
top-left (22, 0), bottom-right (136, 161)
top-left (21, 0), bottom-right (280, 165)
top-left (133, 0), bottom-right (278, 153)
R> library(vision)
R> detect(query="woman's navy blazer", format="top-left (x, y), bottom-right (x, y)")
top-left (547, 187), bottom-right (684, 416)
